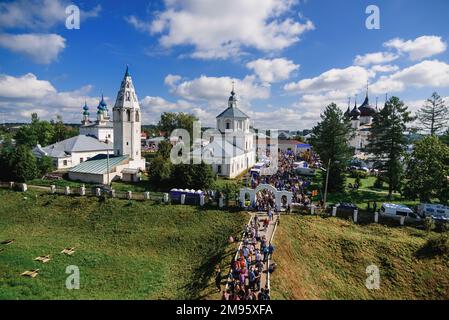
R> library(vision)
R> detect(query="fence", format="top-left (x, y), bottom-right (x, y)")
top-left (0, 181), bottom-right (164, 203)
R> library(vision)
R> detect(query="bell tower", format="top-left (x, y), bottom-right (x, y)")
top-left (113, 66), bottom-right (143, 167)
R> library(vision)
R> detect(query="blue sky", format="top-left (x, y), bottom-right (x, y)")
top-left (1, 0), bottom-right (449, 130)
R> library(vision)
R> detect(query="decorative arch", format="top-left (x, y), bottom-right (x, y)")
top-left (239, 184), bottom-right (293, 210)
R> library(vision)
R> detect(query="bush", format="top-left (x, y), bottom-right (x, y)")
top-left (421, 234), bottom-right (449, 257)
top-left (424, 217), bottom-right (436, 232)
top-left (373, 178), bottom-right (384, 189)
top-left (350, 170), bottom-right (368, 179)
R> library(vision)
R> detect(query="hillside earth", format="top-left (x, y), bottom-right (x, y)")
top-left (0, 189), bottom-right (247, 299)
top-left (271, 215), bottom-right (449, 299)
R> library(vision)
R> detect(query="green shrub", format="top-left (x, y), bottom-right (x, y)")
top-left (350, 170), bottom-right (368, 179)
top-left (424, 217), bottom-right (436, 232)
top-left (422, 234), bottom-right (449, 257)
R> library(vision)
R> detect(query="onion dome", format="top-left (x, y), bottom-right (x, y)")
top-left (350, 102), bottom-right (361, 119)
top-left (358, 94), bottom-right (377, 117)
top-left (82, 101), bottom-right (89, 116)
top-left (97, 94), bottom-right (108, 113)
top-left (344, 106), bottom-right (350, 118)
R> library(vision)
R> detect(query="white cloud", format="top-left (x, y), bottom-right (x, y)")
top-left (0, 0), bottom-right (101, 30)
top-left (0, 73), bottom-right (101, 123)
top-left (246, 58), bottom-right (299, 83)
top-left (371, 60), bottom-right (449, 94)
top-left (284, 66), bottom-right (371, 94)
top-left (0, 73), bottom-right (56, 99)
top-left (128, 0), bottom-right (314, 59)
top-left (354, 52), bottom-right (398, 66)
top-left (370, 64), bottom-right (399, 73)
top-left (124, 15), bottom-right (152, 34)
top-left (166, 74), bottom-right (270, 103)
top-left (0, 33), bottom-right (66, 64)
top-left (384, 35), bottom-right (447, 61)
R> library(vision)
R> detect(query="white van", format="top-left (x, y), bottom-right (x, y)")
top-left (379, 203), bottom-right (421, 222)
top-left (417, 204), bottom-right (449, 222)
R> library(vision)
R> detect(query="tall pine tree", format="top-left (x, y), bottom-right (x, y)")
top-left (417, 92), bottom-right (448, 135)
top-left (368, 96), bottom-right (413, 199)
top-left (310, 103), bottom-right (353, 193)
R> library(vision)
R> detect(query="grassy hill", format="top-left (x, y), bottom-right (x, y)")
top-left (0, 189), bottom-right (247, 299)
top-left (271, 215), bottom-right (449, 300)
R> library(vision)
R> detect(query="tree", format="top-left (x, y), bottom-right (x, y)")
top-left (37, 156), bottom-right (55, 177)
top-left (417, 92), bottom-right (448, 135)
top-left (0, 136), bottom-right (14, 181)
top-left (15, 113), bottom-right (55, 147)
top-left (441, 128), bottom-right (449, 147)
top-left (158, 140), bottom-right (173, 160)
top-left (404, 135), bottom-right (449, 203)
top-left (148, 155), bottom-right (173, 188)
top-left (368, 96), bottom-right (414, 199)
top-left (10, 145), bottom-right (38, 182)
top-left (310, 103), bottom-right (354, 193)
top-left (191, 162), bottom-right (216, 190)
top-left (51, 115), bottom-right (78, 143)
top-left (157, 112), bottom-right (198, 144)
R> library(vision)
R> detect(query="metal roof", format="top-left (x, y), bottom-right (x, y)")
top-left (216, 106), bottom-right (249, 119)
top-left (35, 135), bottom-right (113, 158)
top-left (69, 154), bottom-right (129, 175)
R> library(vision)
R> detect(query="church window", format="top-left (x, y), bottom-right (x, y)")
top-left (136, 111), bottom-right (140, 122)
top-left (126, 142), bottom-right (129, 146)
top-left (63, 160), bottom-right (68, 166)
top-left (217, 165), bottom-right (222, 174)
top-left (126, 91), bottom-right (130, 101)
top-left (127, 109), bottom-right (131, 121)
top-left (226, 121), bottom-right (230, 130)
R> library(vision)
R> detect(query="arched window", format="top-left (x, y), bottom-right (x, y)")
top-left (225, 121), bottom-right (231, 130)
top-left (135, 111), bottom-right (140, 122)
top-left (127, 109), bottom-right (131, 122)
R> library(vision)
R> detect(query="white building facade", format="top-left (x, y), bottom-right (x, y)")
top-left (79, 98), bottom-right (114, 142)
top-left (113, 66), bottom-right (146, 170)
top-left (33, 135), bottom-right (113, 170)
top-left (193, 89), bottom-right (256, 179)
top-left (68, 67), bottom-right (145, 184)
top-left (345, 91), bottom-right (377, 154)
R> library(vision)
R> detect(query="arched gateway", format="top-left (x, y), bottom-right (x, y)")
top-left (239, 184), bottom-right (293, 210)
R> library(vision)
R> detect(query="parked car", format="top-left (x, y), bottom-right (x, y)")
top-left (379, 203), bottom-right (421, 222)
top-left (336, 202), bottom-right (358, 214)
top-left (417, 203), bottom-right (449, 222)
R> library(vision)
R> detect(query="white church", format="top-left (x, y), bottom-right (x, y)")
top-left (68, 67), bottom-right (145, 184)
top-left (192, 88), bottom-right (256, 178)
top-left (344, 88), bottom-right (378, 154)
top-left (79, 96), bottom-right (114, 143)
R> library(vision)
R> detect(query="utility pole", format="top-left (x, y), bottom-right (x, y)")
top-left (106, 148), bottom-right (110, 187)
top-left (323, 158), bottom-right (331, 208)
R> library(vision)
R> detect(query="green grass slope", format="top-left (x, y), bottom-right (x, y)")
top-left (0, 189), bottom-right (247, 300)
top-left (271, 215), bottom-right (449, 300)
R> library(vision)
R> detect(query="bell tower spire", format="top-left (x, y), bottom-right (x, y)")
top-left (113, 65), bottom-right (143, 166)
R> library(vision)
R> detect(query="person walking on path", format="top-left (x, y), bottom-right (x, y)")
top-left (215, 266), bottom-right (222, 292)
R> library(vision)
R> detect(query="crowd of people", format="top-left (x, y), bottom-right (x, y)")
top-left (221, 214), bottom-right (274, 300)
top-left (250, 151), bottom-right (315, 209)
